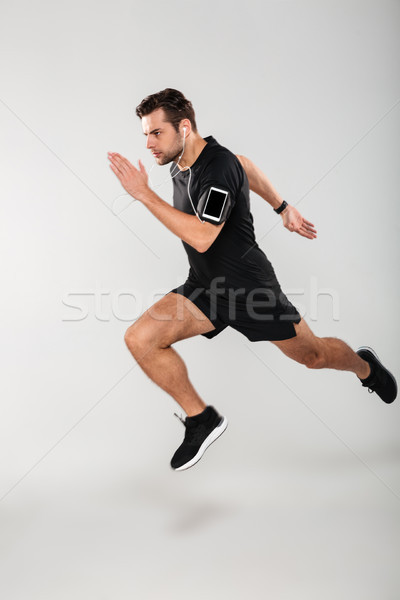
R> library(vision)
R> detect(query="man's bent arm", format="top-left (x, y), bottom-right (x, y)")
top-left (138, 188), bottom-right (224, 253)
top-left (236, 155), bottom-right (284, 211)
top-left (108, 152), bottom-right (224, 252)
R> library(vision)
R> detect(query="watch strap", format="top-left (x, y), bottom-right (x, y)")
top-left (274, 200), bottom-right (288, 215)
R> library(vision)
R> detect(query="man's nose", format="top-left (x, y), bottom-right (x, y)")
top-left (146, 135), bottom-right (154, 149)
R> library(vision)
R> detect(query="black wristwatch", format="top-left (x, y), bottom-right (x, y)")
top-left (274, 200), bottom-right (288, 215)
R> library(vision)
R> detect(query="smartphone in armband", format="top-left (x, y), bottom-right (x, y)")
top-left (201, 187), bottom-right (229, 223)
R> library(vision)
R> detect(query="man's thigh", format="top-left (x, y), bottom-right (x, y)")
top-left (128, 292), bottom-right (216, 347)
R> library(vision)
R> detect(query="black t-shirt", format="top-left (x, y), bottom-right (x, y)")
top-left (171, 135), bottom-right (281, 294)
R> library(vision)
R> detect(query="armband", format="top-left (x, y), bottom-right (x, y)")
top-left (197, 186), bottom-right (232, 224)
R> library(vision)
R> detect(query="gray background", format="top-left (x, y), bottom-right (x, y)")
top-left (1, 0), bottom-right (399, 598)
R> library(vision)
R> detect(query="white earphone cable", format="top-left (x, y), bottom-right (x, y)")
top-left (148, 129), bottom-right (205, 223)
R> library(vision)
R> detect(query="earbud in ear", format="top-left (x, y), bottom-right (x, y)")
top-left (183, 126), bottom-right (187, 136)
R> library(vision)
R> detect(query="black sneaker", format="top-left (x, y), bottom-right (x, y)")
top-left (356, 346), bottom-right (397, 404)
top-left (171, 406), bottom-right (228, 471)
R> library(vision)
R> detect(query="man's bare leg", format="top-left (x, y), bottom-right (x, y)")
top-left (124, 292), bottom-right (216, 416)
top-left (271, 318), bottom-right (371, 379)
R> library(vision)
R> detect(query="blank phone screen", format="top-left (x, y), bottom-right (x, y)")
top-left (203, 188), bottom-right (228, 219)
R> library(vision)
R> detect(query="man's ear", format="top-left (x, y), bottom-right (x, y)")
top-left (181, 119), bottom-right (191, 137)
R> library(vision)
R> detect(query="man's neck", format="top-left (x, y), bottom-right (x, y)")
top-left (176, 134), bottom-right (208, 170)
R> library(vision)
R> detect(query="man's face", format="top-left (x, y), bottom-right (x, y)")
top-left (141, 108), bottom-right (183, 166)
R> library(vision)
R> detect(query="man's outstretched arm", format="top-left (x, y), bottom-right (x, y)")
top-left (236, 155), bottom-right (317, 240)
top-left (108, 152), bottom-right (224, 253)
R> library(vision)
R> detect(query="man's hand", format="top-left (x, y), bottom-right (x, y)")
top-left (236, 155), bottom-right (318, 240)
top-left (281, 204), bottom-right (317, 240)
top-left (108, 152), bottom-right (149, 201)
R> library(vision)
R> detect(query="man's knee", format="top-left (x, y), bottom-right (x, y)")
top-left (124, 320), bottom-right (173, 354)
top-left (124, 325), bottom-right (141, 354)
top-left (125, 322), bottom-right (155, 354)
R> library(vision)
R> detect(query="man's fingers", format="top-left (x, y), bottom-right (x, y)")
top-left (109, 161), bottom-right (123, 177)
top-left (304, 226), bottom-right (317, 234)
top-left (305, 222), bottom-right (317, 232)
top-left (116, 154), bottom-right (133, 168)
top-left (299, 227), bottom-right (317, 239)
top-left (112, 155), bottom-right (131, 175)
top-left (112, 153), bottom-right (129, 163)
top-left (108, 153), bottom-right (124, 174)
top-left (301, 220), bottom-right (317, 234)
top-left (108, 152), bottom-right (136, 176)
top-left (109, 163), bottom-right (124, 181)
top-left (298, 229), bottom-right (313, 239)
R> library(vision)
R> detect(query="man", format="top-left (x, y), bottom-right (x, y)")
top-left (108, 88), bottom-right (397, 472)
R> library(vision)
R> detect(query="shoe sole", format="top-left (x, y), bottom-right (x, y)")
top-left (173, 417), bottom-right (229, 471)
top-left (357, 346), bottom-right (397, 403)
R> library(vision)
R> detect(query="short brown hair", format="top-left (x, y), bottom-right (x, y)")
top-left (135, 88), bottom-right (198, 133)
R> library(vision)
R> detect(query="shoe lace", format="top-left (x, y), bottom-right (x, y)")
top-left (361, 369), bottom-right (381, 394)
top-left (174, 412), bottom-right (186, 425)
top-left (174, 413), bottom-right (207, 444)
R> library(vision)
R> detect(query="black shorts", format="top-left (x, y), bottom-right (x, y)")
top-left (167, 279), bottom-right (301, 342)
